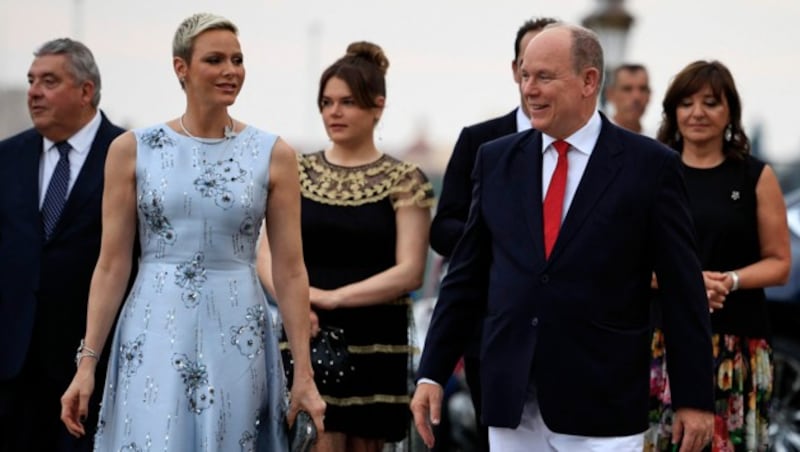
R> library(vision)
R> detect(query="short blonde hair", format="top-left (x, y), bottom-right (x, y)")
top-left (172, 12), bottom-right (237, 62)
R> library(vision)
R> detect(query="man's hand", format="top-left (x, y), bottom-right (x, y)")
top-left (672, 407), bottom-right (713, 452)
top-left (409, 382), bottom-right (443, 449)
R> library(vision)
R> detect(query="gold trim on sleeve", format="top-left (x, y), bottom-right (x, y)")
top-left (322, 394), bottom-right (411, 406)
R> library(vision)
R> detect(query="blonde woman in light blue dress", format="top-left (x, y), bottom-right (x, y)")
top-left (59, 13), bottom-right (325, 451)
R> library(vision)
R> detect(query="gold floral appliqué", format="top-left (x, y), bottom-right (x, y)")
top-left (298, 151), bottom-right (434, 209)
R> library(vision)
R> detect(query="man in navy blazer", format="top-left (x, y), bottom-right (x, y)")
top-left (429, 17), bottom-right (556, 451)
top-left (412, 24), bottom-right (714, 451)
top-left (0, 38), bottom-right (125, 452)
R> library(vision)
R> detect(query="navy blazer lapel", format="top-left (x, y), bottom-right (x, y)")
top-left (52, 115), bottom-right (115, 237)
top-left (19, 133), bottom-right (45, 226)
top-left (512, 131), bottom-right (545, 258)
top-left (549, 118), bottom-right (623, 260)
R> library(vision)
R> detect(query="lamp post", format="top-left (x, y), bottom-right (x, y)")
top-left (73, 0), bottom-right (84, 40)
top-left (581, 0), bottom-right (634, 109)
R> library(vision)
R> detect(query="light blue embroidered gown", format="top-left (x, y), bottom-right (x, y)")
top-left (94, 124), bottom-right (288, 452)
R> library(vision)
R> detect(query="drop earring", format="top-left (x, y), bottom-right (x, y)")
top-left (724, 124), bottom-right (733, 142)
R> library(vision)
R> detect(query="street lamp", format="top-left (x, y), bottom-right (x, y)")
top-left (73, 0), bottom-right (84, 40)
top-left (581, 0), bottom-right (634, 108)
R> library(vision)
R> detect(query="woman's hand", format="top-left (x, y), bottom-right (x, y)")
top-left (309, 287), bottom-right (341, 310)
top-left (288, 373), bottom-right (327, 436)
top-left (703, 271), bottom-right (729, 312)
top-left (309, 310), bottom-right (320, 338)
top-left (60, 365), bottom-right (96, 438)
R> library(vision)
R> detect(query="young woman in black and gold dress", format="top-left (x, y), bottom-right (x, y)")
top-left (258, 41), bottom-right (433, 452)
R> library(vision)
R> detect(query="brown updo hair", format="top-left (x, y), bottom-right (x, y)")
top-left (317, 41), bottom-right (389, 111)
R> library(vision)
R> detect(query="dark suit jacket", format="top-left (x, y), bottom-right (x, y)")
top-left (430, 109), bottom-right (518, 257)
top-left (418, 116), bottom-right (714, 436)
top-left (0, 112), bottom-right (124, 382)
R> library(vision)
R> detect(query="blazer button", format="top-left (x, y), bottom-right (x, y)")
top-left (540, 274), bottom-right (550, 284)
top-left (531, 317), bottom-right (539, 327)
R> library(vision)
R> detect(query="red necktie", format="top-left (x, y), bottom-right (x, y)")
top-left (543, 140), bottom-right (569, 259)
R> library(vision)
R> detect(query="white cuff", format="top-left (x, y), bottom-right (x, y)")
top-left (417, 378), bottom-right (442, 388)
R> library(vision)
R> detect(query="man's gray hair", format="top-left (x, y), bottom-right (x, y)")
top-left (544, 23), bottom-right (605, 89)
top-left (34, 38), bottom-right (101, 108)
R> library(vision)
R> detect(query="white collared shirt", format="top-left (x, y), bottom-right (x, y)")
top-left (540, 111), bottom-right (602, 220)
top-left (39, 110), bottom-right (102, 207)
top-left (516, 106), bottom-right (533, 132)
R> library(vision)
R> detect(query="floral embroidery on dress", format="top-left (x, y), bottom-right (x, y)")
top-left (141, 128), bottom-right (175, 149)
top-left (298, 151), bottom-right (435, 208)
top-left (174, 252), bottom-right (206, 308)
top-left (138, 189), bottom-right (177, 245)
top-left (119, 443), bottom-right (144, 452)
top-left (96, 126), bottom-right (286, 449)
top-left (239, 430), bottom-right (257, 452)
top-left (239, 215), bottom-right (256, 236)
top-left (120, 334), bottom-right (146, 378)
top-left (194, 158), bottom-right (248, 209)
top-left (96, 417), bottom-right (105, 437)
top-left (230, 304), bottom-right (267, 358)
top-left (172, 354), bottom-right (215, 414)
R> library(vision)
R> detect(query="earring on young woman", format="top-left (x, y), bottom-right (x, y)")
top-left (674, 130), bottom-right (682, 142)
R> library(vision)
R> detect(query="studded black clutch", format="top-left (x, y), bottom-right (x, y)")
top-left (289, 410), bottom-right (317, 452)
top-left (282, 325), bottom-right (353, 392)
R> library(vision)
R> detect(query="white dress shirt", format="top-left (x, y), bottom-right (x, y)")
top-left (39, 110), bottom-right (102, 207)
top-left (540, 110), bottom-right (602, 220)
top-left (515, 106), bottom-right (532, 133)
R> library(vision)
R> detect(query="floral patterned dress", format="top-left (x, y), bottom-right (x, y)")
top-left (94, 125), bottom-right (288, 451)
top-left (647, 156), bottom-right (772, 452)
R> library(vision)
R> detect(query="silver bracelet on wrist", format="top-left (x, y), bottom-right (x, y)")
top-left (725, 271), bottom-right (740, 292)
top-left (75, 339), bottom-right (99, 367)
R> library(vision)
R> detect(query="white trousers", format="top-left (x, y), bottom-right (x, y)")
top-left (488, 395), bottom-right (644, 452)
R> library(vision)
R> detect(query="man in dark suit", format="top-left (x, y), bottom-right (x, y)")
top-left (0, 38), bottom-right (125, 452)
top-left (413, 24), bottom-right (714, 451)
top-left (429, 17), bottom-right (555, 451)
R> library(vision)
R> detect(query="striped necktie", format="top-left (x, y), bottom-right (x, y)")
top-left (42, 141), bottom-right (71, 239)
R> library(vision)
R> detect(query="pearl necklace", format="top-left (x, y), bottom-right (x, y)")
top-left (179, 115), bottom-right (237, 144)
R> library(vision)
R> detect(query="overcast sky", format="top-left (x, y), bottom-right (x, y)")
top-left (2, 0), bottom-right (799, 163)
